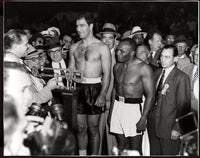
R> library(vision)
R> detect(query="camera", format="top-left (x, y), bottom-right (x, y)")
top-left (26, 103), bottom-right (48, 119)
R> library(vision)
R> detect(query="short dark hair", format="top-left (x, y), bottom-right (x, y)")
top-left (76, 12), bottom-right (95, 25)
top-left (4, 29), bottom-right (27, 50)
top-left (136, 44), bottom-right (150, 52)
top-left (161, 45), bottom-right (178, 57)
top-left (148, 29), bottom-right (162, 41)
top-left (120, 38), bottom-right (137, 52)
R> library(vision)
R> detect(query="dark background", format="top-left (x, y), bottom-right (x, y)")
top-left (4, 2), bottom-right (198, 40)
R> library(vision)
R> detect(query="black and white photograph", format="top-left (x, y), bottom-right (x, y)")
top-left (3, 1), bottom-right (199, 156)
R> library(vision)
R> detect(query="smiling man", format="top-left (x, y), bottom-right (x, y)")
top-left (109, 38), bottom-right (155, 155)
top-left (96, 22), bottom-right (120, 155)
top-left (69, 12), bottom-right (111, 155)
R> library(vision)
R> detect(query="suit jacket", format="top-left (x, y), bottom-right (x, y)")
top-left (153, 66), bottom-right (191, 139)
top-left (176, 54), bottom-right (192, 71)
top-left (149, 49), bottom-right (162, 70)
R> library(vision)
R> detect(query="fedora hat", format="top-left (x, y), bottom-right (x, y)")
top-left (121, 30), bottom-right (131, 39)
top-left (96, 23), bottom-right (121, 38)
top-left (174, 35), bottom-right (188, 44)
top-left (47, 43), bottom-right (62, 53)
top-left (24, 45), bottom-right (43, 60)
top-left (128, 26), bottom-right (147, 39)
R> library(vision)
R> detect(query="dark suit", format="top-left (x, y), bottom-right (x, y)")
top-left (148, 49), bottom-right (162, 71)
top-left (147, 66), bottom-right (191, 155)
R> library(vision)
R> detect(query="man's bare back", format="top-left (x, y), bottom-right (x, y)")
top-left (70, 39), bottom-right (108, 78)
top-left (114, 57), bottom-right (153, 98)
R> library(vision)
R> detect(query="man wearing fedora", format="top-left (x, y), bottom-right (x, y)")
top-left (128, 26), bottom-right (147, 45)
top-left (68, 13), bottom-right (111, 155)
top-left (44, 43), bottom-right (68, 86)
top-left (96, 23), bottom-right (120, 155)
top-left (23, 45), bottom-right (57, 94)
top-left (175, 35), bottom-right (194, 76)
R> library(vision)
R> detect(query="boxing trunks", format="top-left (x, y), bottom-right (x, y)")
top-left (78, 77), bottom-right (103, 115)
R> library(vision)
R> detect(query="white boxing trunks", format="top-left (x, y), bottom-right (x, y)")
top-left (110, 99), bottom-right (143, 137)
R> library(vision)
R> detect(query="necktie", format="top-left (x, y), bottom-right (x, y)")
top-left (155, 70), bottom-right (165, 105)
top-left (157, 70), bottom-right (165, 92)
top-left (59, 62), bottom-right (65, 76)
top-left (148, 51), bottom-right (153, 63)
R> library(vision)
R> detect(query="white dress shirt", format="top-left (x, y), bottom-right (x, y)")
top-left (156, 65), bottom-right (175, 88)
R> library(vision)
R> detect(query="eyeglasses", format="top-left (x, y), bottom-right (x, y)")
top-left (38, 40), bottom-right (44, 44)
top-left (28, 56), bottom-right (43, 62)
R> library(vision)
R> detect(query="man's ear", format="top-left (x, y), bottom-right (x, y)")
top-left (12, 43), bottom-right (18, 52)
top-left (60, 40), bottom-right (63, 45)
top-left (89, 23), bottom-right (94, 30)
top-left (32, 41), bottom-right (36, 47)
top-left (131, 50), bottom-right (136, 56)
top-left (174, 56), bottom-right (179, 63)
top-left (148, 39), bottom-right (152, 45)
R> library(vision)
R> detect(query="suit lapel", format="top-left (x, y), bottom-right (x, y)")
top-left (163, 67), bottom-right (177, 85)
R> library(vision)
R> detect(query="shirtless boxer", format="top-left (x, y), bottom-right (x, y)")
top-left (109, 38), bottom-right (155, 155)
top-left (68, 13), bottom-right (111, 155)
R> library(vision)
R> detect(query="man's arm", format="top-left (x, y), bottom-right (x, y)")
top-left (68, 44), bottom-right (76, 71)
top-left (107, 84), bottom-right (116, 126)
top-left (172, 74), bottom-right (191, 133)
top-left (136, 64), bottom-right (156, 132)
top-left (32, 77), bottom-right (57, 105)
top-left (107, 63), bottom-right (120, 125)
top-left (95, 45), bottom-right (111, 107)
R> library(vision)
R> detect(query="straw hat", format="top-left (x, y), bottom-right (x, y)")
top-left (96, 23), bottom-right (121, 38)
top-left (128, 26), bottom-right (147, 39)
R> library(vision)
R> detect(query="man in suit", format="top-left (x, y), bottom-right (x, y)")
top-left (147, 45), bottom-right (191, 155)
top-left (175, 35), bottom-right (194, 77)
top-left (4, 29), bottom-right (57, 106)
top-left (60, 34), bottom-right (74, 68)
top-left (43, 43), bottom-right (68, 87)
top-left (96, 23), bottom-right (120, 155)
top-left (147, 30), bottom-right (163, 71)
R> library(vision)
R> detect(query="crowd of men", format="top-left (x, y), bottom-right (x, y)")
top-left (3, 12), bottom-right (198, 156)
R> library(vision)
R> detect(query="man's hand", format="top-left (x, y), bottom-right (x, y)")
top-left (136, 117), bottom-right (147, 133)
top-left (171, 129), bottom-right (181, 140)
top-left (95, 94), bottom-right (106, 107)
top-left (46, 78), bottom-right (57, 90)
